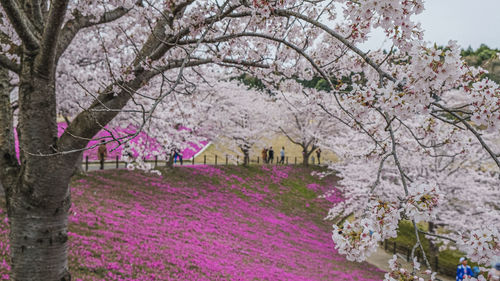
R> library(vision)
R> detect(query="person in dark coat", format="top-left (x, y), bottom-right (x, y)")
top-left (268, 147), bottom-right (274, 163)
top-left (98, 140), bottom-right (107, 170)
top-left (316, 148), bottom-right (322, 165)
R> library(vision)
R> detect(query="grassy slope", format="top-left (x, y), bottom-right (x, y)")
top-left (0, 166), bottom-right (384, 281)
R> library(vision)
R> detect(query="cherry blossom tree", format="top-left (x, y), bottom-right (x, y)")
top-left (274, 89), bottom-right (337, 165)
top-left (200, 81), bottom-right (273, 165)
top-left (0, 0), bottom-right (499, 279)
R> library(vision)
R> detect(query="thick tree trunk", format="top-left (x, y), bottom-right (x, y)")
top-left (6, 56), bottom-right (74, 280)
top-left (301, 148), bottom-right (310, 166)
top-left (302, 153), bottom-right (309, 166)
top-left (243, 150), bottom-right (249, 166)
top-left (8, 180), bottom-right (71, 281)
top-left (301, 145), bottom-right (317, 166)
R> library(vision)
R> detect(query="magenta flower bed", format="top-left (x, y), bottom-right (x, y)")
top-left (13, 124), bottom-right (207, 161)
top-left (0, 166), bottom-right (383, 280)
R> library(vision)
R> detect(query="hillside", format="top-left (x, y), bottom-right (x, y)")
top-left (0, 166), bottom-right (383, 280)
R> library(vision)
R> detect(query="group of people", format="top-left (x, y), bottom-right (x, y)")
top-left (456, 257), bottom-right (500, 281)
top-left (261, 146), bottom-right (286, 164)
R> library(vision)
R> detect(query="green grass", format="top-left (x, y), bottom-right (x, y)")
top-left (387, 220), bottom-right (482, 277)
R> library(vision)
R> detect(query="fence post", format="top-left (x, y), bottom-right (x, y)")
top-left (237, 155), bottom-right (239, 165)
top-left (215, 155), bottom-right (217, 165)
top-left (116, 156), bottom-right (119, 168)
top-left (226, 155), bottom-right (228, 165)
top-left (384, 240), bottom-right (387, 251)
top-left (154, 156), bottom-right (158, 168)
top-left (257, 156), bottom-right (259, 164)
top-left (192, 156), bottom-right (195, 165)
top-left (85, 156), bottom-right (89, 171)
top-left (204, 155), bottom-right (206, 165)
top-left (406, 247), bottom-right (411, 262)
top-left (393, 241), bottom-right (396, 254)
top-left (286, 156), bottom-right (288, 165)
top-left (312, 157), bottom-right (315, 165)
top-left (294, 157), bottom-right (297, 165)
top-left (276, 157), bottom-right (278, 166)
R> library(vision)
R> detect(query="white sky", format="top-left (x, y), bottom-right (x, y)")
top-left (359, 0), bottom-right (500, 51)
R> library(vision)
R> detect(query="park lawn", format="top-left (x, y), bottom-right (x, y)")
top-left (0, 165), bottom-right (384, 280)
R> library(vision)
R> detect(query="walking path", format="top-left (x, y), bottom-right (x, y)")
top-left (366, 247), bottom-right (454, 281)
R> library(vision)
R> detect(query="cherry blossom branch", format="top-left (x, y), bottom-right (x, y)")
top-left (432, 102), bottom-right (500, 170)
top-left (418, 229), bottom-right (456, 243)
top-left (411, 219), bottom-right (431, 269)
top-left (35, 0), bottom-right (69, 75)
top-left (272, 8), bottom-right (396, 82)
top-left (57, 6), bottom-right (132, 58)
top-left (369, 153), bottom-right (393, 192)
top-left (0, 54), bottom-right (20, 73)
top-left (384, 111), bottom-right (432, 269)
top-left (0, 0), bottom-right (40, 50)
top-left (31, 0), bottom-right (43, 26)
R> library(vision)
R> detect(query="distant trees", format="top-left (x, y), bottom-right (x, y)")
top-left (461, 44), bottom-right (499, 66)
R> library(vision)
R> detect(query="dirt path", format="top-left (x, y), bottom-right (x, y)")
top-left (366, 246), bottom-right (454, 281)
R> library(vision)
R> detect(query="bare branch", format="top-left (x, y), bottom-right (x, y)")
top-left (35, 0), bottom-right (69, 75)
top-left (0, 54), bottom-right (20, 73)
top-left (433, 102), bottom-right (500, 170)
top-left (57, 6), bottom-right (131, 58)
top-left (0, 0), bottom-right (40, 50)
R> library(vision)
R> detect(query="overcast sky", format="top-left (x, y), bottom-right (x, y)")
top-left (360, 0), bottom-right (500, 51)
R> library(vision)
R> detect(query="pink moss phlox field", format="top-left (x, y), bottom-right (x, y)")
top-left (13, 124), bottom-right (207, 161)
top-left (0, 166), bottom-right (384, 280)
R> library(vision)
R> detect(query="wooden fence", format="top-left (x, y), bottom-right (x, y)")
top-left (383, 239), bottom-right (455, 278)
top-left (83, 155), bottom-right (323, 171)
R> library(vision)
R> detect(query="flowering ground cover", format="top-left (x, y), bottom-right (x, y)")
top-left (13, 123), bottom-right (207, 161)
top-left (0, 166), bottom-right (384, 280)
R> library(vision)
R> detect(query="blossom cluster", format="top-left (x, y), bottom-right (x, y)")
top-left (384, 255), bottom-right (437, 281)
top-left (457, 226), bottom-right (500, 265)
top-left (403, 183), bottom-right (442, 223)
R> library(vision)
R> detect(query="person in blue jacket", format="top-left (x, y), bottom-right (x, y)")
top-left (457, 257), bottom-right (473, 281)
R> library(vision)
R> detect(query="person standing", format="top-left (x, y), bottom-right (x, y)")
top-left (261, 148), bottom-right (267, 164)
top-left (177, 149), bottom-right (183, 165)
top-left (280, 147), bottom-right (285, 164)
top-left (268, 147), bottom-right (274, 164)
top-left (456, 257), bottom-right (473, 281)
top-left (98, 140), bottom-right (107, 170)
top-left (173, 148), bottom-right (183, 165)
top-left (316, 148), bottom-right (322, 165)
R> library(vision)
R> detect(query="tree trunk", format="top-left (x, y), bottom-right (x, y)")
top-left (302, 153), bottom-right (309, 166)
top-left (5, 55), bottom-right (74, 280)
top-left (301, 147), bottom-right (311, 166)
top-left (72, 152), bottom-right (85, 176)
top-left (301, 145), bottom-right (317, 166)
top-left (243, 150), bottom-right (249, 166)
top-left (166, 153), bottom-right (174, 168)
top-left (239, 145), bottom-right (250, 166)
top-left (8, 179), bottom-right (71, 281)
